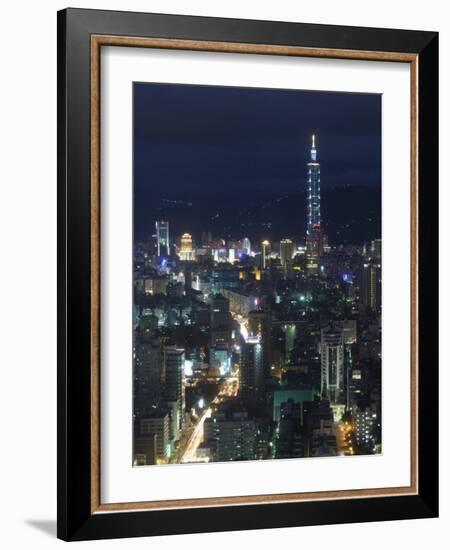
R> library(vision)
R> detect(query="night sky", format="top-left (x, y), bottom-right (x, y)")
top-left (133, 82), bottom-right (381, 242)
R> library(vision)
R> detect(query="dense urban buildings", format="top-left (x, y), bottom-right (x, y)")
top-left (132, 132), bottom-right (382, 466)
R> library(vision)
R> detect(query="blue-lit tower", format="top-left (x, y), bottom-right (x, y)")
top-left (306, 134), bottom-right (322, 273)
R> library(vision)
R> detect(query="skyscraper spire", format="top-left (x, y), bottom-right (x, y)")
top-left (311, 133), bottom-right (317, 161)
top-left (306, 133), bottom-right (322, 274)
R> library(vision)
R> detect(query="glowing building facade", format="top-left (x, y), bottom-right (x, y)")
top-left (240, 337), bottom-right (264, 399)
top-left (179, 232), bottom-right (196, 261)
top-left (261, 240), bottom-right (270, 269)
top-left (320, 324), bottom-right (344, 404)
top-left (360, 262), bottom-right (382, 312)
top-left (155, 221), bottom-right (170, 257)
top-left (280, 238), bottom-right (294, 275)
top-left (306, 135), bottom-right (323, 273)
top-left (241, 237), bottom-right (251, 255)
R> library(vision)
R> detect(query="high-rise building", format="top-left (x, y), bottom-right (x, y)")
top-left (139, 412), bottom-right (170, 464)
top-left (240, 337), bottom-right (264, 399)
top-left (241, 237), bottom-right (251, 255)
top-left (370, 238), bottom-right (382, 261)
top-left (133, 434), bottom-right (157, 466)
top-left (248, 309), bottom-right (272, 380)
top-left (320, 323), bottom-right (344, 404)
top-left (302, 397), bottom-right (336, 457)
top-left (261, 240), bottom-right (270, 269)
top-left (352, 403), bottom-right (378, 453)
top-left (204, 404), bottom-right (256, 462)
top-left (306, 134), bottom-right (322, 273)
top-left (282, 323), bottom-right (297, 364)
top-left (163, 347), bottom-right (185, 428)
top-left (276, 399), bottom-right (304, 459)
top-left (359, 262), bottom-right (382, 312)
top-left (184, 266), bottom-right (192, 294)
top-left (134, 335), bottom-right (162, 418)
top-left (179, 232), bottom-right (196, 261)
top-left (155, 221), bottom-right (170, 256)
top-left (210, 344), bottom-right (231, 375)
top-left (280, 238), bottom-right (294, 275)
top-left (210, 293), bottom-right (231, 347)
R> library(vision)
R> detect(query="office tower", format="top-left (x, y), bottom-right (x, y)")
top-left (302, 397), bottom-right (336, 457)
top-left (241, 237), bottom-right (251, 255)
top-left (280, 238), bottom-right (294, 275)
top-left (163, 347), bottom-right (185, 428)
top-left (310, 419), bottom-right (337, 457)
top-left (210, 293), bottom-right (231, 346)
top-left (341, 319), bottom-right (357, 345)
top-left (306, 134), bottom-right (323, 274)
top-left (184, 266), bottom-right (192, 294)
top-left (302, 397), bottom-right (334, 437)
top-left (179, 232), bottom-right (196, 261)
top-left (261, 240), bottom-right (270, 269)
top-left (352, 403), bottom-right (378, 453)
top-left (210, 344), bottom-right (231, 375)
top-left (320, 323), bottom-right (344, 404)
top-left (322, 232), bottom-right (331, 253)
top-left (139, 412), bottom-right (170, 464)
top-left (282, 323), bottom-right (296, 364)
top-left (248, 308), bottom-right (272, 380)
top-left (155, 220), bottom-right (170, 256)
top-left (134, 330), bottom-right (162, 418)
top-left (276, 399), bottom-right (304, 459)
top-left (204, 404), bottom-right (256, 462)
top-left (240, 337), bottom-right (264, 399)
top-left (228, 248), bottom-right (236, 264)
top-left (138, 313), bottom-right (159, 334)
top-left (272, 387), bottom-right (315, 423)
top-left (133, 434), bottom-right (157, 466)
top-left (359, 262), bottom-right (382, 312)
top-left (370, 238), bottom-right (382, 261)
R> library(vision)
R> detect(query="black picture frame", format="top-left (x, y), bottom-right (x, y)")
top-left (57, 7), bottom-right (438, 541)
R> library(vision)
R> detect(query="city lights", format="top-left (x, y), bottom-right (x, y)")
top-left (133, 129), bottom-right (381, 466)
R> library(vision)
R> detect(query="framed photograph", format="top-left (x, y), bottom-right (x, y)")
top-left (57, 8), bottom-right (438, 541)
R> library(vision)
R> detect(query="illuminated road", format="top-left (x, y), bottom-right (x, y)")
top-left (337, 422), bottom-right (355, 456)
top-left (180, 406), bottom-right (212, 463)
top-left (180, 391), bottom-right (225, 463)
top-left (231, 311), bottom-right (250, 341)
top-left (179, 310), bottom-right (246, 463)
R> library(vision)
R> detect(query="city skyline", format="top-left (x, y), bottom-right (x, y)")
top-left (134, 82), bottom-right (381, 243)
top-left (133, 84), bottom-right (382, 467)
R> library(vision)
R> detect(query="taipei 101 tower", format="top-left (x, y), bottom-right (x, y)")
top-left (306, 134), bottom-right (323, 273)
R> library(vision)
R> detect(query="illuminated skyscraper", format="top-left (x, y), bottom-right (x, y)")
top-left (320, 324), bottom-right (344, 404)
top-left (282, 323), bottom-right (297, 364)
top-left (370, 239), bottom-right (382, 261)
top-left (179, 232), bottom-right (196, 261)
top-left (261, 240), bottom-right (270, 269)
top-left (241, 237), bottom-right (251, 255)
top-left (240, 337), bottom-right (264, 399)
top-left (210, 294), bottom-right (231, 347)
top-left (155, 221), bottom-right (170, 257)
top-left (359, 262), bottom-right (382, 312)
top-left (134, 334), bottom-right (162, 418)
top-left (280, 238), bottom-right (294, 276)
top-left (306, 134), bottom-right (322, 273)
top-left (204, 405), bottom-right (257, 462)
top-left (164, 347), bottom-right (185, 430)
